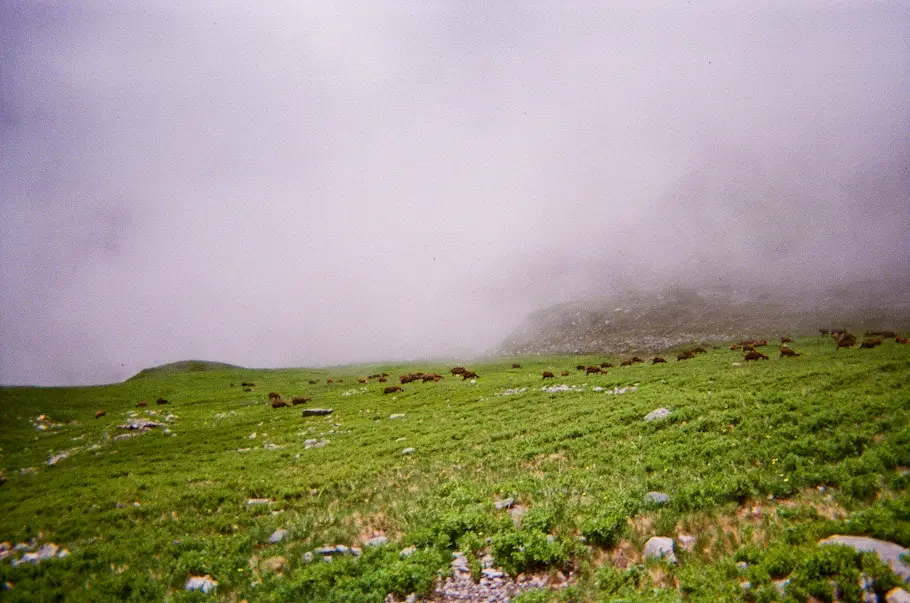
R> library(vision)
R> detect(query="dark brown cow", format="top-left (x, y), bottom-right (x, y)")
top-left (450, 367), bottom-right (467, 376)
top-left (542, 371), bottom-right (555, 379)
top-left (744, 350), bottom-right (769, 361)
top-left (422, 373), bottom-right (442, 383)
top-left (156, 397), bottom-right (169, 405)
top-left (754, 340), bottom-right (768, 347)
top-left (779, 347), bottom-right (800, 358)
top-left (271, 399), bottom-right (289, 408)
top-left (652, 357), bottom-right (666, 364)
top-left (291, 397), bottom-right (311, 405)
top-left (677, 351), bottom-right (694, 361)
top-left (560, 370), bottom-right (570, 376)
top-left (512, 363), bottom-right (521, 369)
top-left (896, 336), bottom-right (908, 344)
top-left (268, 392), bottom-right (281, 401)
top-left (692, 347), bottom-right (707, 354)
top-left (461, 371), bottom-right (478, 379)
top-left (136, 400), bottom-right (148, 407)
top-left (378, 377), bottom-right (388, 383)
top-left (599, 362), bottom-right (612, 368)
top-left (865, 331), bottom-right (896, 338)
top-left (308, 380), bottom-right (317, 385)
top-left (836, 333), bottom-right (857, 351)
top-left (576, 365), bottom-right (586, 371)
top-left (585, 366), bottom-right (602, 374)
top-left (358, 378), bottom-right (368, 384)
top-left (631, 356), bottom-right (644, 364)
top-left (95, 410), bottom-right (106, 419)
top-left (620, 359), bottom-right (633, 366)
top-left (859, 338), bottom-right (883, 349)
top-left (780, 337), bottom-right (793, 344)
top-left (383, 386), bottom-right (403, 394)
top-left (243, 387), bottom-right (252, 392)
top-left (327, 378), bottom-right (333, 384)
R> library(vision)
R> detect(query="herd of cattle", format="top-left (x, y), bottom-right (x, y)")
top-left (91, 330), bottom-right (906, 417)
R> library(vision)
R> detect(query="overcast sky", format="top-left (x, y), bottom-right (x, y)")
top-left (2, 1), bottom-right (908, 385)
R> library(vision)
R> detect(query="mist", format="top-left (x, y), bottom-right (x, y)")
top-left (2, 1), bottom-right (908, 385)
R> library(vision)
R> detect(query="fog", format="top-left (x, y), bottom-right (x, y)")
top-left (2, 2), bottom-right (908, 385)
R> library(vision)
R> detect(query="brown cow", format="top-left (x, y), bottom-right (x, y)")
top-left (620, 359), bottom-right (633, 366)
top-left (156, 397), bottom-right (169, 405)
top-left (383, 386), bottom-right (403, 394)
top-left (780, 337), bottom-right (793, 344)
top-left (95, 410), bottom-right (106, 419)
top-left (652, 357), bottom-right (666, 364)
top-left (779, 347), bottom-right (800, 358)
top-left (560, 370), bottom-right (570, 376)
top-left (268, 392), bottom-right (281, 401)
top-left (378, 377), bottom-right (388, 383)
top-left (896, 336), bottom-right (908, 344)
top-left (859, 338), bottom-right (883, 349)
top-left (327, 378), bottom-right (333, 384)
top-left (631, 356), bottom-right (644, 363)
top-left (450, 367), bottom-right (467, 376)
top-left (271, 399), bottom-right (289, 408)
top-left (677, 351), bottom-right (694, 361)
top-left (308, 380), bottom-right (317, 385)
top-left (692, 347), bottom-right (707, 354)
top-left (576, 365), bottom-right (585, 371)
top-left (744, 350), bottom-right (769, 361)
top-left (585, 366), bottom-right (602, 374)
top-left (754, 340), bottom-right (768, 347)
top-left (136, 400), bottom-right (148, 407)
top-left (358, 378), bottom-right (368, 384)
top-left (865, 331), bottom-right (896, 338)
top-left (243, 387), bottom-right (252, 392)
top-left (542, 371), bottom-right (555, 379)
top-left (461, 371), bottom-right (478, 379)
top-left (422, 373), bottom-right (442, 383)
top-left (291, 397), bottom-right (311, 405)
top-left (512, 363), bottom-right (521, 369)
top-left (400, 374), bottom-right (417, 384)
top-left (836, 333), bottom-right (857, 351)
top-left (730, 343), bottom-right (742, 351)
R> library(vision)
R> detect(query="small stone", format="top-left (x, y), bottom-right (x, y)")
top-left (301, 408), bottom-right (333, 416)
top-left (247, 498), bottom-right (272, 506)
top-left (451, 556), bottom-right (469, 572)
top-left (322, 555), bottom-right (332, 563)
top-left (644, 491), bottom-right (671, 505)
top-left (482, 568), bottom-right (504, 579)
top-left (494, 497), bottom-right (514, 510)
top-left (389, 414), bottom-right (406, 420)
top-left (57, 548), bottom-right (70, 559)
top-left (644, 408), bottom-right (671, 421)
top-left (314, 546), bottom-right (336, 555)
top-left (37, 544), bottom-right (58, 560)
top-left (268, 529), bottom-right (289, 544)
top-left (773, 579), bottom-right (790, 595)
top-left (350, 547), bottom-right (362, 557)
top-left (17, 552), bottom-right (40, 565)
top-left (736, 561), bottom-right (748, 571)
top-left (481, 554), bottom-right (494, 568)
top-left (401, 448), bottom-right (415, 455)
top-left (185, 575), bottom-right (218, 593)
top-left (643, 536), bottom-right (677, 564)
top-left (302, 552), bottom-right (313, 563)
top-left (400, 546), bottom-right (417, 557)
top-left (335, 545), bottom-right (349, 555)
top-left (367, 536), bottom-right (389, 547)
top-left (886, 588), bottom-right (910, 603)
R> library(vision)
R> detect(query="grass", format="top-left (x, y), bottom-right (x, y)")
top-left (0, 336), bottom-right (908, 601)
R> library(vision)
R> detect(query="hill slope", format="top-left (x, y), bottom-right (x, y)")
top-left (128, 359), bottom-right (245, 380)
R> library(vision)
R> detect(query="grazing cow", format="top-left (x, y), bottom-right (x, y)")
top-left (271, 400), bottom-right (289, 409)
top-left (560, 370), bottom-right (570, 376)
top-left (291, 397), bottom-right (311, 405)
top-left (742, 344), bottom-right (756, 352)
top-left (542, 371), bottom-right (555, 379)
top-left (422, 373), bottom-right (442, 383)
top-left (383, 386), bottom-right (403, 394)
top-left (692, 347), bottom-right (707, 354)
top-left (744, 350), bottom-right (769, 361)
top-left (378, 377), bottom-right (388, 383)
top-left (95, 410), bottom-right (106, 419)
top-left (308, 380), bottom-right (317, 385)
top-left (620, 359), bottom-right (633, 366)
top-left (241, 382), bottom-right (256, 387)
top-left (461, 371), bottom-right (478, 380)
top-left (585, 366), bottom-right (602, 374)
top-left (600, 362), bottom-right (614, 369)
top-left (677, 351), bottom-right (694, 361)
top-left (268, 392), bottom-right (281, 401)
top-left (780, 337), bottom-right (792, 344)
top-left (859, 338), bottom-right (883, 349)
top-left (451, 367), bottom-right (467, 376)
top-left (576, 365), bottom-right (585, 371)
top-left (652, 357), bottom-right (666, 364)
top-left (896, 336), bottom-right (908, 344)
top-left (156, 397), bottom-right (169, 405)
top-left (631, 356), bottom-right (644, 364)
top-left (243, 387), bottom-right (252, 392)
top-left (381, 373), bottom-right (389, 377)
top-left (865, 331), bottom-right (896, 338)
top-left (836, 333), bottom-right (857, 351)
top-left (512, 363), bottom-right (521, 369)
top-left (400, 375), bottom-right (416, 384)
top-left (754, 340), bottom-right (768, 347)
top-left (337, 379), bottom-right (344, 383)
top-left (327, 378), bottom-right (333, 384)
top-left (779, 347), bottom-right (800, 358)
top-left (136, 400), bottom-right (148, 407)
top-left (730, 343), bottom-right (742, 351)
top-left (358, 378), bottom-right (368, 384)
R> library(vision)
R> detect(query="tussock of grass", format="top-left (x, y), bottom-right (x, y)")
top-left (1, 337), bottom-right (908, 600)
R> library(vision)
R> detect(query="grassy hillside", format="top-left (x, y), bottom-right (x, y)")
top-left (1, 337), bottom-right (908, 601)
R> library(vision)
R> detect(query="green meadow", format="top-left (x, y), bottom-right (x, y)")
top-left (1, 337), bottom-right (908, 601)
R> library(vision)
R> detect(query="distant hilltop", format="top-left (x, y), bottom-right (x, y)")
top-left (497, 280), bottom-right (910, 357)
top-left (128, 360), bottom-right (245, 380)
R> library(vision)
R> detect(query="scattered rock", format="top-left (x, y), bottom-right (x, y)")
top-left (247, 498), bottom-right (273, 506)
top-left (57, 548), bottom-right (70, 559)
top-left (494, 497), bottom-right (514, 510)
top-left (302, 552), bottom-right (314, 563)
top-left (481, 568), bottom-right (504, 579)
top-left (47, 451), bottom-right (69, 466)
top-left (268, 529), bottom-right (289, 544)
top-left (185, 575), bottom-right (218, 593)
top-left (366, 536), bottom-right (389, 547)
top-left (677, 534), bottom-right (696, 552)
top-left (773, 578), bottom-right (790, 595)
top-left (736, 561), bottom-right (748, 571)
top-left (301, 409), bottom-right (333, 417)
top-left (335, 545), bottom-right (349, 555)
top-left (304, 439), bottom-right (328, 449)
top-left (350, 547), bottom-right (362, 557)
top-left (819, 535), bottom-right (910, 582)
top-left (401, 448), bottom-right (415, 455)
top-left (116, 419), bottom-right (164, 431)
top-left (644, 491), bottom-right (670, 505)
top-left (451, 554), bottom-right (469, 572)
top-left (887, 587), bottom-right (910, 602)
top-left (37, 544), bottom-right (58, 560)
top-left (644, 408), bottom-right (671, 421)
top-left (643, 536), bottom-right (677, 563)
top-left (314, 546), bottom-right (337, 556)
top-left (389, 414), bottom-right (406, 420)
top-left (400, 546), bottom-right (417, 558)
top-left (605, 385), bottom-right (638, 395)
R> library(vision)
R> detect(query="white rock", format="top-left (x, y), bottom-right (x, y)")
top-left (643, 536), bottom-right (677, 563)
top-left (185, 575), bottom-right (218, 593)
top-left (366, 536), bottom-right (389, 547)
top-left (401, 448), bottom-right (416, 455)
top-left (886, 588), bottom-right (910, 603)
top-left (37, 544), bottom-right (58, 560)
top-left (644, 408), bottom-right (671, 421)
top-left (268, 529), bottom-right (289, 544)
top-left (389, 414), bottom-right (406, 420)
